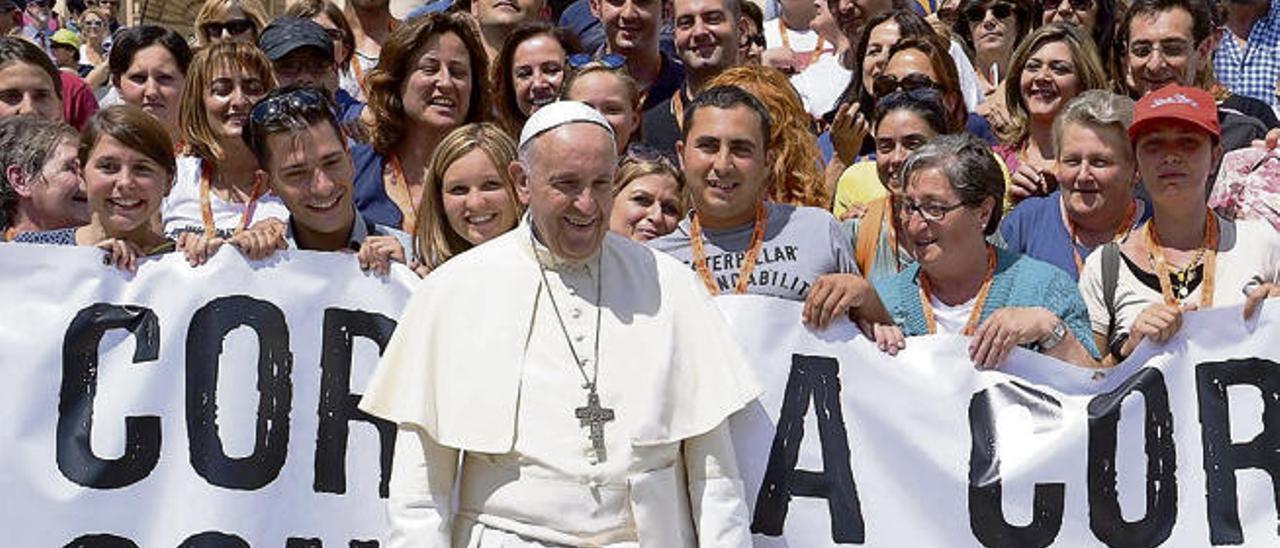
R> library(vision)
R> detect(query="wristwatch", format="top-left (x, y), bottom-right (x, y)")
top-left (1038, 319), bottom-right (1068, 351)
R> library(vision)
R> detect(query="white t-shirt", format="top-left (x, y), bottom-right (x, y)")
top-left (950, 39), bottom-right (982, 111)
top-left (763, 17), bottom-right (821, 52)
top-left (1079, 216), bottom-right (1280, 345)
top-left (161, 156), bottom-right (291, 239)
top-left (792, 53), bottom-right (851, 118)
top-left (930, 294), bottom-right (977, 335)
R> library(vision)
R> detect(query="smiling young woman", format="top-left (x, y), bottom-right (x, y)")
top-left (993, 23), bottom-right (1107, 203)
top-left (352, 12), bottom-right (490, 234)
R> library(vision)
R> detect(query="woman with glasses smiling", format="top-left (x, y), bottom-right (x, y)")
top-left (77, 7), bottom-right (111, 90)
top-left (194, 0), bottom-right (268, 48)
top-left (868, 133), bottom-right (1099, 369)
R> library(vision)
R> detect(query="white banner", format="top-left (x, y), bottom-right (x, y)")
top-left (0, 245), bottom-right (415, 547)
top-left (2, 246), bottom-right (1278, 547)
top-left (720, 295), bottom-right (1280, 547)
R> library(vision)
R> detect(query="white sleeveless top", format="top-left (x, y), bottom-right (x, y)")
top-left (161, 156), bottom-right (290, 239)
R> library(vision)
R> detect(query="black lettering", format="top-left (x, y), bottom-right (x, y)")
top-left (177, 532), bottom-right (249, 548)
top-left (63, 534), bottom-right (139, 548)
top-left (1196, 358), bottom-right (1280, 545)
top-left (57, 303), bottom-right (161, 489)
top-left (186, 295), bottom-right (293, 490)
top-left (968, 381), bottom-right (1065, 548)
top-left (1086, 368), bottom-right (1177, 547)
top-left (751, 354), bottom-right (864, 543)
top-left (316, 308), bottom-right (399, 498)
top-left (785, 246), bottom-right (797, 261)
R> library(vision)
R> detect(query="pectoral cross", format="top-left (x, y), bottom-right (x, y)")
top-left (575, 390), bottom-right (615, 463)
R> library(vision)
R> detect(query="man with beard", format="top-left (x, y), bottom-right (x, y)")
top-left (344, 0), bottom-right (399, 101)
top-left (640, 0), bottom-right (743, 157)
top-left (584, 0), bottom-right (684, 110)
top-left (1118, 0), bottom-right (1279, 153)
top-left (472, 0), bottom-right (549, 61)
top-left (1214, 0), bottom-right (1280, 117)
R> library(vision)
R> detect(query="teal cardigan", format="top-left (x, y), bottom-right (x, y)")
top-left (873, 247), bottom-right (1100, 359)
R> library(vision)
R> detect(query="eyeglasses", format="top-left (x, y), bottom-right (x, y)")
top-left (202, 18), bottom-right (256, 39)
top-left (82, 20), bottom-right (104, 29)
top-left (963, 2), bottom-right (1017, 22)
top-left (1127, 39), bottom-right (1192, 60)
top-left (872, 73), bottom-right (938, 97)
top-left (1043, 0), bottom-right (1092, 11)
top-left (567, 53), bottom-right (626, 70)
top-left (895, 198), bottom-right (968, 222)
top-left (274, 57), bottom-right (334, 78)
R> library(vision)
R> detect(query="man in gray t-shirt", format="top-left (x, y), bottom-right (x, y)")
top-left (648, 85), bottom-right (888, 330)
top-left (650, 202), bottom-right (856, 301)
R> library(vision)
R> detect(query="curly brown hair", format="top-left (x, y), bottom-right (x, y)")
top-left (707, 65), bottom-right (827, 208)
top-left (363, 12), bottom-right (490, 155)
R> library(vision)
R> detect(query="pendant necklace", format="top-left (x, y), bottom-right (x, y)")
top-left (531, 232), bottom-right (614, 464)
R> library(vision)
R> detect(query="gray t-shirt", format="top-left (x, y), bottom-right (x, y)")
top-left (648, 202), bottom-right (857, 301)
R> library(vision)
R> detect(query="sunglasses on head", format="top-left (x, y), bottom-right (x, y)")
top-left (567, 53), bottom-right (626, 70)
top-left (1043, 0), bottom-right (1091, 10)
top-left (963, 2), bottom-right (1016, 22)
top-left (249, 87), bottom-right (329, 127)
top-left (872, 73), bottom-right (938, 98)
top-left (202, 18), bottom-right (256, 38)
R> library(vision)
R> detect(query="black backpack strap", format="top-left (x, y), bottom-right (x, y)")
top-left (1102, 241), bottom-right (1121, 347)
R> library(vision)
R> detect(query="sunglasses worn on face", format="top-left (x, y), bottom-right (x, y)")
top-left (742, 34), bottom-right (766, 49)
top-left (1043, 0), bottom-right (1092, 10)
top-left (873, 73), bottom-right (938, 98)
top-left (963, 2), bottom-right (1016, 22)
top-left (203, 18), bottom-right (256, 38)
top-left (567, 53), bottom-right (626, 70)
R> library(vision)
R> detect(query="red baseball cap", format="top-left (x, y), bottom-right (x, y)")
top-left (1128, 85), bottom-right (1220, 142)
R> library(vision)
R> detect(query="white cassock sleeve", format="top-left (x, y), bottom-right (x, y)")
top-left (683, 420), bottom-right (752, 547)
top-left (386, 424), bottom-right (458, 548)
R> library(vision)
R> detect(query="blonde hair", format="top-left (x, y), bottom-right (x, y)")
top-left (178, 41), bottom-right (275, 166)
top-left (193, 0), bottom-right (269, 48)
top-left (413, 123), bottom-right (523, 270)
top-left (1001, 23), bottom-right (1108, 146)
top-left (707, 65), bottom-right (827, 208)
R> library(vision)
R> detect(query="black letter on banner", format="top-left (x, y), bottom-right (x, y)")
top-left (1086, 367), bottom-right (1177, 547)
top-left (968, 381), bottom-right (1065, 548)
top-left (186, 295), bottom-right (293, 490)
top-left (177, 532), bottom-right (249, 547)
top-left (58, 303), bottom-right (161, 488)
top-left (1196, 358), bottom-right (1280, 545)
top-left (63, 534), bottom-right (140, 548)
top-left (316, 308), bottom-right (398, 498)
top-left (751, 354), bottom-right (864, 543)
top-left (285, 540), bottom-right (380, 548)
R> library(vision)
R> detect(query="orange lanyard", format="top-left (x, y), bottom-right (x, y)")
top-left (1144, 210), bottom-right (1217, 308)
top-left (384, 153), bottom-right (418, 234)
top-left (881, 196), bottom-right (905, 272)
top-left (1065, 198), bottom-right (1138, 273)
top-left (689, 201), bottom-right (767, 295)
top-left (777, 18), bottom-right (826, 67)
top-left (199, 161), bottom-right (264, 239)
top-left (919, 245), bottom-right (996, 335)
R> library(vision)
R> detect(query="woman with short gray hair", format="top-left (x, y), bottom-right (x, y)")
top-left (999, 90), bottom-right (1148, 281)
top-left (868, 133), bottom-right (1100, 369)
top-left (0, 115), bottom-right (84, 241)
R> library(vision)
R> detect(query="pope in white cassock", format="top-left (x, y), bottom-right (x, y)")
top-left (359, 101), bottom-right (763, 547)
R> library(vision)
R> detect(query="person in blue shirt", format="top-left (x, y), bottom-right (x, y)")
top-left (257, 17), bottom-right (364, 125)
top-left (869, 133), bottom-right (1100, 369)
top-left (1000, 90), bottom-right (1150, 281)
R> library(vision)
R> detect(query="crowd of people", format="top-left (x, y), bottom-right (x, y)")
top-left (2, 0), bottom-right (1280, 543)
